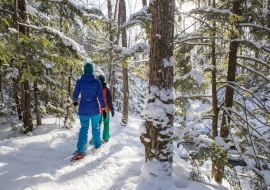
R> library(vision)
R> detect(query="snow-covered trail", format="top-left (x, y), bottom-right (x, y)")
top-left (0, 112), bottom-right (145, 190)
top-left (0, 112), bottom-right (229, 190)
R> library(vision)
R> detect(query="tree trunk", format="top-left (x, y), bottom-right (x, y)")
top-left (64, 67), bottom-right (72, 129)
top-left (61, 71), bottom-right (65, 109)
top-left (45, 69), bottom-right (49, 107)
top-left (34, 81), bottom-right (42, 126)
top-left (142, 0), bottom-right (151, 44)
top-left (211, 0), bottom-right (219, 179)
top-left (267, 0), bottom-right (270, 38)
top-left (107, 0), bottom-right (115, 101)
top-left (18, 0), bottom-right (33, 133)
top-left (14, 87), bottom-right (22, 120)
top-left (111, 69), bottom-right (116, 101)
top-left (23, 78), bottom-right (33, 133)
top-left (215, 0), bottom-right (242, 184)
top-left (120, 0), bottom-right (129, 126)
top-left (113, 0), bottom-right (119, 23)
top-left (0, 73), bottom-right (4, 103)
top-left (142, 0), bottom-right (147, 6)
top-left (107, 0), bottom-right (112, 20)
top-left (140, 0), bottom-right (175, 185)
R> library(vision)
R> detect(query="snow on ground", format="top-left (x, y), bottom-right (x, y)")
top-left (0, 119), bottom-right (16, 141)
top-left (0, 112), bottom-right (229, 190)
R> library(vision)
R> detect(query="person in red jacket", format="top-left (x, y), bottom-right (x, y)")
top-left (90, 75), bottom-right (114, 144)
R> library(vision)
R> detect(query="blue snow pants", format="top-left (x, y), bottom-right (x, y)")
top-left (77, 115), bottom-right (101, 152)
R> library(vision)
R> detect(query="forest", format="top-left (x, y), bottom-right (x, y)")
top-left (0, 0), bottom-right (270, 189)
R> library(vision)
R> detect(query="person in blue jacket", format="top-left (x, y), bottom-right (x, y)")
top-left (71, 63), bottom-right (107, 162)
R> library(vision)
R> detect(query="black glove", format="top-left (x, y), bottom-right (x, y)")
top-left (111, 111), bottom-right (114, 117)
top-left (102, 107), bottom-right (107, 120)
top-left (74, 101), bottom-right (78, 107)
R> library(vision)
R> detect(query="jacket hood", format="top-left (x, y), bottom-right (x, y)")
top-left (101, 82), bottom-right (107, 89)
top-left (81, 73), bottom-right (96, 81)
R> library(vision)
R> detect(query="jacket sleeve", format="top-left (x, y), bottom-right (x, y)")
top-left (106, 87), bottom-right (114, 112)
top-left (73, 80), bottom-right (80, 101)
top-left (97, 81), bottom-right (106, 107)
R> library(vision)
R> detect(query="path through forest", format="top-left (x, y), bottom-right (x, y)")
top-left (0, 112), bottom-right (230, 190)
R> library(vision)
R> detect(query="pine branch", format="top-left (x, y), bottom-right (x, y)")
top-left (239, 23), bottom-right (270, 32)
top-left (233, 100), bottom-right (270, 128)
top-left (175, 94), bottom-right (212, 101)
top-left (237, 55), bottom-right (270, 69)
top-left (236, 62), bottom-right (270, 83)
top-left (0, 8), bottom-right (14, 15)
top-left (174, 36), bottom-right (212, 44)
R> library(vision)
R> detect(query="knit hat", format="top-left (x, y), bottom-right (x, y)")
top-left (84, 63), bottom-right (94, 74)
top-left (97, 75), bottom-right (106, 82)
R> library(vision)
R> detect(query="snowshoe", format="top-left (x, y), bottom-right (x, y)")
top-left (70, 152), bottom-right (87, 162)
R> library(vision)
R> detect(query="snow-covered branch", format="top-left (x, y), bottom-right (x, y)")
top-left (237, 55), bottom-right (270, 69)
top-left (174, 36), bottom-right (212, 44)
top-left (239, 23), bottom-right (270, 32)
top-left (233, 38), bottom-right (270, 54)
top-left (183, 42), bottom-right (212, 46)
top-left (175, 94), bottom-right (212, 101)
top-left (16, 23), bottom-right (81, 52)
top-left (178, 12), bottom-right (212, 30)
top-left (0, 8), bottom-right (14, 15)
top-left (217, 82), bottom-right (270, 114)
top-left (236, 62), bottom-right (270, 83)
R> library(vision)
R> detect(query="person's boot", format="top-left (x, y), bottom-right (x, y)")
top-left (71, 152), bottom-right (86, 162)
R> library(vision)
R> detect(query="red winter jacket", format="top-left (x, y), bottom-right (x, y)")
top-left (99, 82), bottom-right (114, 114)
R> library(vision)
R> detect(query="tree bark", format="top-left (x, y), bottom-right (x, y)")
top-left (140, 0), bottom-right (175, 183)
top-left (120, 0), bottom-right (129, 126)
top-left (0, 73), bottom-right (4, 103)
top-left (111, 69), bottom-right (116, 101)
top-left (107, 0), bottom-right (115, 101)
top-left (211, 0), bottom-right (219, 180)
top-left (18, 0), bottom-right (33, 133)
top-left (142, 0), bottom-right (147, 6)
top-left (14, 87), bottom-right (22, 120)
top-left (215, 0), bottom-right (242, 184)
top-left (61, 71), bottom-right (65, 109)
top-left (64, 67), bottom-right (72, 129)
top-left (34, 81), bottom-right (42, 126)
top-left (45, 69), bottom-right (49, 107)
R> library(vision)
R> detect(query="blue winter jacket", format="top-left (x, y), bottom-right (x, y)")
top-left (73, 74), bottom-right (106, 116)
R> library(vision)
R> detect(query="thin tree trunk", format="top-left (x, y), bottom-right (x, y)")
top-left (142, 0), bottom-right (147, 6)
top-left (111, 69), bottom-right (116, 101)
top-left (23, 78), bottom-right (33, 132)
top-left (0, 73), bottom-right (4, 103)
top-left (14, 87), bottom-right (22, 120)
top-left (113, 0), bottom-right (119, 23)
top-left (107, 0), bottom-right (115, 98)
top-left (34, 81), bottom-right (42, 126)
top-left (211, 0), bottom-right (219, 179)
top-left (142, 0), bottom-right (151, 44)
top-left (140, 0), bottom-right (175, 184)
top-left (120, 0), bottom-right (129, 126)
top-left (64, 67), bottom-right (72, 129)
top-left (215, 0), bottom-right (242, 184)
top-left (45, 69), bottom-right (49, 107)
top-left (18, 0), bottom-right (33, 133)
top-left (61, 71), bottom-right (65, 109)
